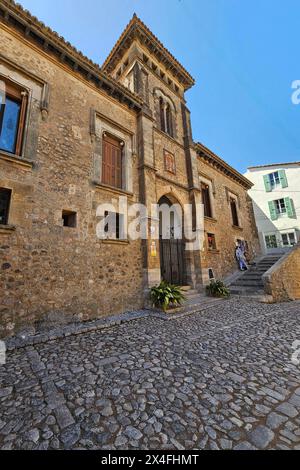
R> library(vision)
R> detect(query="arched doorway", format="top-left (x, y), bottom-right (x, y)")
top-left (158, 195), bottom-right (187, 285)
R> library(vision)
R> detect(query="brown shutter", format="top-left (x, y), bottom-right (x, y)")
top-left (2, 79), bottom-right (27, 156)
top-left (102, 134), bottom-right (122, 188)
top-left (15, 93), bottom-right (27, 156)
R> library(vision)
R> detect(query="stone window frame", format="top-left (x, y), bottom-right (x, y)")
top-left (90, 109), bottom-right (135, 194)
top-left (0, 78), bottom-right (28, 156)
top-left (153, 88), bottom-right (177, 139)
top-left (122, 60), bottom-right (149, 104)
top-left (225, 187), bottom-right (242, 228)
top-left (0, 57), bottom-right (50, 166)
top-left (199, 173), bottom-right (216, 220)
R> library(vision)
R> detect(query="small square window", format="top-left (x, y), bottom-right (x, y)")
top-left (0, 188), bottom-right (12, 225)
top-left (62, 210), bottom-right (77, 227)
top-left (265, 234), bottom-right (277, 249)
top-left (208, 268), bottom-right (215, 280)
top-left (207, 233), bottom-right (217, 250)
top-left (269, 171), bottom-right (280, 187)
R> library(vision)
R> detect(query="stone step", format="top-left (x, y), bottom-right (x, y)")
top-left (240, 273), bottom-right (264, 278)
top-left (230, 287), bottom-right (265, 295)
top-left (249, 268), bottom-right (274, 273)
top-left (256, 263), bottom-right (275, 267)
top-left (184, 293), bottom-right (202, 300)
top-left (167, 297), bottom-right (223, 315)
top-left (233, 281), bottom-right (264, 287)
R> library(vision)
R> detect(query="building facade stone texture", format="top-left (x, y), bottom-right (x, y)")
top-left (0, 0), bottom-right (260, 337)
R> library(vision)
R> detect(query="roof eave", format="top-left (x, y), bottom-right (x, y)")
top-left (195, 142), bottom-right (253, 190)
top-left (102, 14), bottom-right (195, 91)
top-left (0, 0), bottom-right (143, 111)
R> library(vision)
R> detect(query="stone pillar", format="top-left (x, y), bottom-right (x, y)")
top-left (137, 108), bottom-right (161, 291)
top-left (181, 103), bottom-right (204, 290)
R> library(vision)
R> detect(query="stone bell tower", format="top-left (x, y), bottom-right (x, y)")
top-left (102, 14), bottom-right (203, 290)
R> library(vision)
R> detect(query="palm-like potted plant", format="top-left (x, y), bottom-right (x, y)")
top-left (150, 281), bottom-right (186, 312)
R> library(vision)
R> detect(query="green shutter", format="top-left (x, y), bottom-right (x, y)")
top-left (268, 201), bottom-right (278, 220)
top-left (284, 197), bottom-right (296, 218)
top-left (279, 169), bottom-right (288, 188)
top-left (263, 174), bottom-right (272, 192)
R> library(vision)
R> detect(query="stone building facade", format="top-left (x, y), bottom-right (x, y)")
top-left (0, 0), bottom-right (260, 337)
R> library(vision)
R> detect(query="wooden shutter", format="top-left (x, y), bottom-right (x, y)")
top-left (102, 135), bottom-right (122, 189)
top-left (263, 174), bottom-right (272, 192)
top-left (1, 80), bottom-right (27, 156)
top-left (15, 92), bottom-right (27, 156)
top-left (284, 197), bottom-right (296, 218)
top-left (279, 169), bottom-right (288, 188)
top-left (268, 200), bottom-right (278, 220)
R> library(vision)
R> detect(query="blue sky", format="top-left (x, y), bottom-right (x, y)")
top-left (18, 0), bottom-right (300, 173)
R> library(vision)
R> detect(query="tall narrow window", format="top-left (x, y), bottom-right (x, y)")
top-left (230, 198), bottom-right (239, 226)
top-left (165, 103), bottom-right (173, 137)
top-left (102, 133), bottom-right (123, 189)
top-left (159, 97), bottom-right (165, 133)
top-left (0, 79), bottom-right (27, 155)
top-left (201, 183), bottom-right (212, 218)
top-left (0, 188), bottom-right (12, 225)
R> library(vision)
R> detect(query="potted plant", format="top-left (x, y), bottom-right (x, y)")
top-left (150, 281), bottom-right (186, 312)
top-left (206, 280), bottom-right (230, 298)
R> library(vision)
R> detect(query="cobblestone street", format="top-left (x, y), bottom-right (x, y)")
top-left (0, 299), bottom-right (300, 450)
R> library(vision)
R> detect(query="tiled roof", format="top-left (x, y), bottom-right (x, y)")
top-left (195, 142), bottom-right (253, 189)
top-left (102, 14), bottom-right (195, 90)
top-left (247, 162), bottom-right (300, 170)
top-left (0, 0), bottom-right (143, 110)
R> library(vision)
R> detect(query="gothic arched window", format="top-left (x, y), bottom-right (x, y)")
top-left (159, 97), bottom-right (165, 133)
top-left (166, 103), bottom-right (173, 137)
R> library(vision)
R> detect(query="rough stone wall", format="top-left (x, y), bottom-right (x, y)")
top-left (197, 160), bottom-right (261, 283)
top-left (0, 27), bottom-right (144, 337)
top-left (0, 20), bottom-right (262, 338)
top-left (263, 244), bottom-right (300, 301)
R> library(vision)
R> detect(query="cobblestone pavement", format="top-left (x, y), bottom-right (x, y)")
top-left (1, 298), bottom-right (300, 450)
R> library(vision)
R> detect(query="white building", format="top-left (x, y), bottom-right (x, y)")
top-left (244, 162), bottom-right (300, 254)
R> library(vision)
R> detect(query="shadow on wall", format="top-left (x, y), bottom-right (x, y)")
top-left (251, 200), bottom-right (297, 254)
top-left (263, 243), bottom-right (300, 302)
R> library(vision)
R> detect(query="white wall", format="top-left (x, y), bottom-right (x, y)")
top-left (244, 164), bottom-right (300, 253)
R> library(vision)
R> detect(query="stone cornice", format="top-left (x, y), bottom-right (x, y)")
top-left (0, 0), bottom-right (143, 111)
top-left (195, 142), bottom-right (253, 190)
top-left (102, 14), bottom-right (195, 91)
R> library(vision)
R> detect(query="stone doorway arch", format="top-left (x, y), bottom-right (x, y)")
top-left (158, 194), bottom-right (187, 285)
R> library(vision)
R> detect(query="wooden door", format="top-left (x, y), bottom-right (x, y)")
top-left (159, 238), bottom-right (186, 285)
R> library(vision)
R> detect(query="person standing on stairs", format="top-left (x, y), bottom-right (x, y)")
top-left (235, 242), bottom-right (248, 271)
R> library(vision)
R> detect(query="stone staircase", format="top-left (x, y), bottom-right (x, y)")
top-left (163, 285), bottom-right (223, 317)
top-left (228, 254), bottom-right (283, 297)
